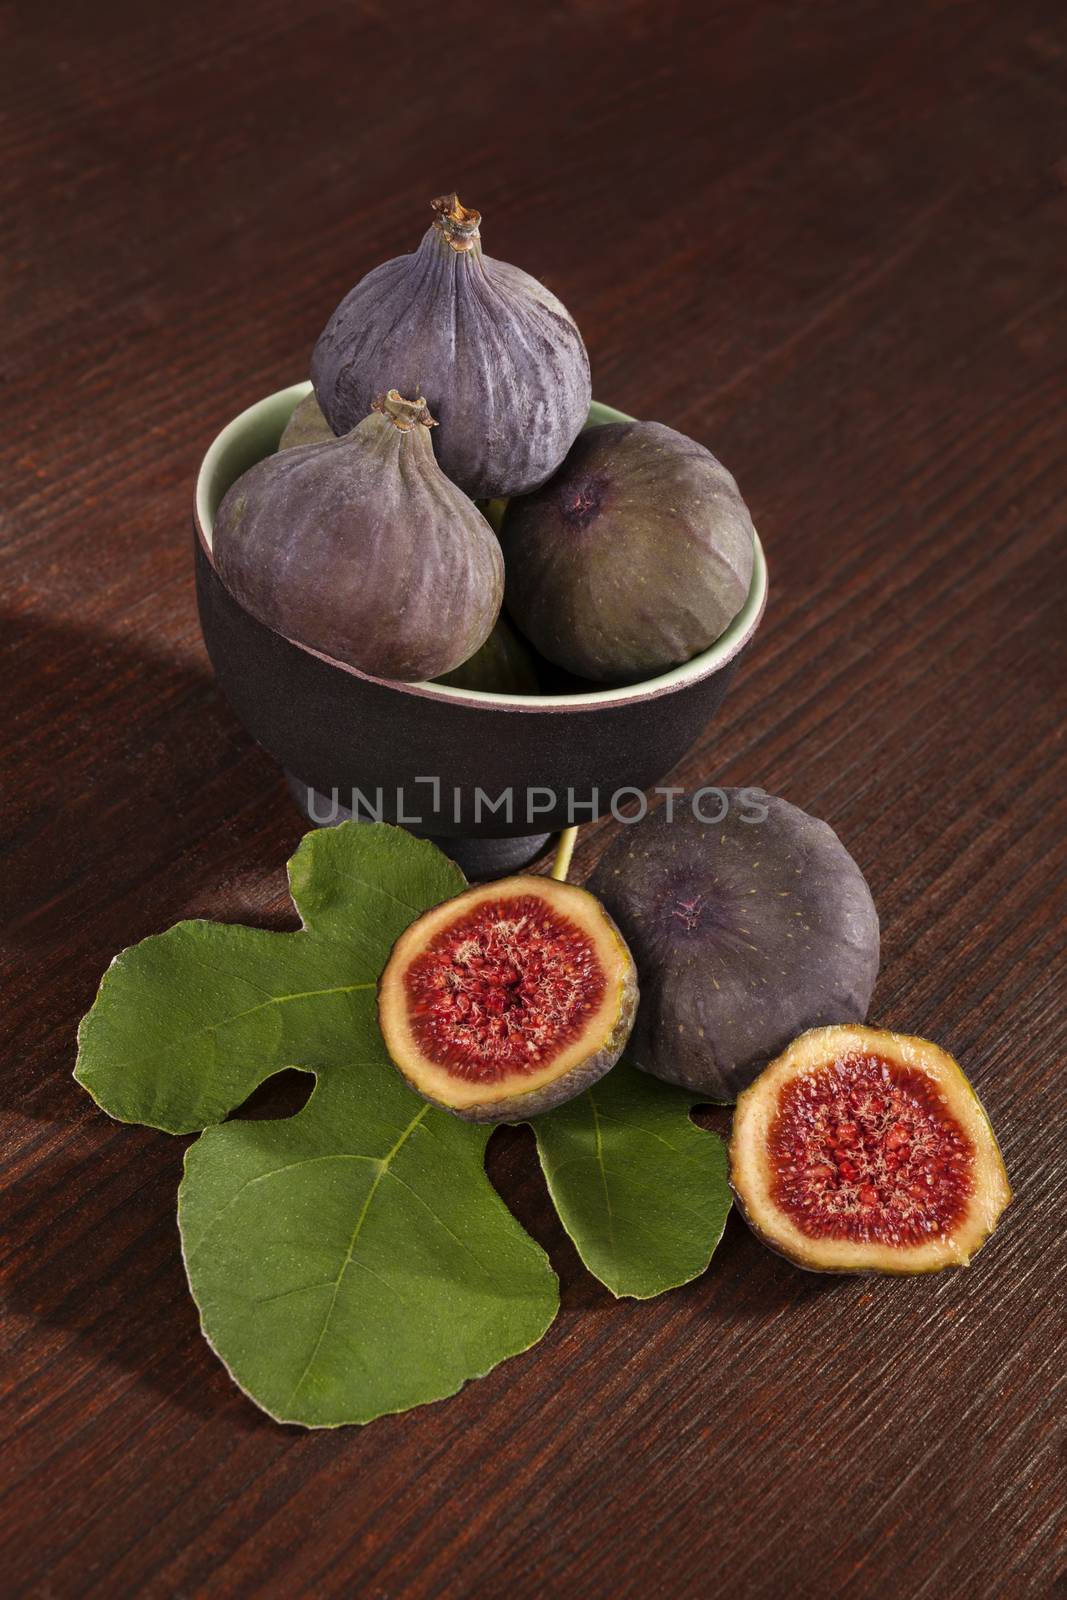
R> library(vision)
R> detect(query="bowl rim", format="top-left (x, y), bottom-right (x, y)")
top-left (195, 382), bottom-right (768, 713)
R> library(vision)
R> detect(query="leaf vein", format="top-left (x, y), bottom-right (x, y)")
top-left (253, 1281), bottom-right (337, 1306)
top-left (594, 1110), bottom-right (712, 1162)
top-left (587, 1090), bottom-right (615, 1252)
top-left (190, 981), bottom-right (375, 1042)
top-left (186, 1151), bottom-right (386, 1262)
top-left (284, 1105), bottom-right (430, 1409)
top-left (325, 875), bottom-right (433, 920)
top-left (385, 1169), bottom-right (490, 1274)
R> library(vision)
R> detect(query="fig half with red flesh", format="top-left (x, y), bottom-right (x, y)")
top-left (730, 1025), bottom-right (1011, 1274)
top-left (378, 878), bottom-right (639, 1121)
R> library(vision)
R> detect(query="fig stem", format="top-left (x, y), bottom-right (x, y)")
top-left (431, 193), bottom-right (482, 253)
top-left (371, 390), bottom-right (438, 431)
top-left (549, 826), bottom-right (578, 883)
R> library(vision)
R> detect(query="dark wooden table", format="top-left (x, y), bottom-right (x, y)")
top-left (4, 3), bottom-right (1065, 1595)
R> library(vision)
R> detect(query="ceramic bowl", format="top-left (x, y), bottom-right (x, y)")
top-left (194, 384), bottom-right (768, 876)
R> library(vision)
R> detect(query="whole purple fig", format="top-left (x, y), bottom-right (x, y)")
top-left (500, 420), bottom-right (756, 683)
top-left (588, 793), bottom-right (880, 1102)
top-left (311, 195), bottom-right (591, 500)
top-left (212, 391), bottom-right (503, 683)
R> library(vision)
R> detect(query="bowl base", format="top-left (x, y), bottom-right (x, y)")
top-left (285, 773), bottom-right (551, 881)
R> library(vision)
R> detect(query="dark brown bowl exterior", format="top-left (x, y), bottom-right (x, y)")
top-left (194, 535), bottom-right (751, 839)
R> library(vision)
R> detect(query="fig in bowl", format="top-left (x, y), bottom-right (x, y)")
top-left (501, 419), bottom-right (756, 683)
top-left (213, 390), bottom-right (503, 683)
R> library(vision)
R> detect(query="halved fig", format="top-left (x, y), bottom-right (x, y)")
top-left (730, 1025), bottom-right (1011, 1274)
top-left (378, 877), bottom-right (638, 1121)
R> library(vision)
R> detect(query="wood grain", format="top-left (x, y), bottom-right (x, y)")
top-left (2, 2), bottom-right (1065, 1595)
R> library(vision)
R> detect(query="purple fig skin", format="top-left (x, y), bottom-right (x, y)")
top-left (212, 392), bottom-right (504, 683)
top-left (587, 792), bottom-right (880, 1102)
top-left (500, 421), bottom-right (756, 683)
top-left (311, 195), bottom-right (591, 501)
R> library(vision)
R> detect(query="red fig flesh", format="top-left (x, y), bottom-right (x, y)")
top-left (729, 1025), bottom-right (1011, 1273)
top-left (378, 877), bottom-right (638, 1121)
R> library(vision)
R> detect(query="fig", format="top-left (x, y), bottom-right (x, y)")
top-left (500, 421), bottom-right (756, 683)
top-left (478, 498), bottom-right (508, 536)
top-left (729, 1025), bottom-right (1012, 1273)
top-left (587, 792), bottom-right (879, 1101)
top-left (435, 613), bottom-right (542, 695)
top-left (278, 390), bottom-right (334, 451)
top-left (378, 877), bottom-right (638, 1121)
top-left (311, 194), bottom-right (591, 500)
top-left (212, 390), bottom-right (504, 683)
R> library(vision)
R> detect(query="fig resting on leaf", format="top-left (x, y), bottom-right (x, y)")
top-left (312, 194), bottom-right (591, 500)
top-left (588, 792), bottom-right (879, 1101)
top-left (500, 420), bottom-right (756, 683)
top-left (378, 876), bottom-right (638, 1121)
top-left (212, 390), bottom-right (504, 683)
top-left (729, 1024), bottom-right (1011, 1273)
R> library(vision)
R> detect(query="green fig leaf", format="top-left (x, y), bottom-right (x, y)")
top-left (531, 1063), bottom-right (731, 1299)
top-left (75, 823), bottom-right (469, 1134)
top-left (180, 1064), bottom-right (557, 1428)
top-left (75, 823), bottom-right (556, 1426)
top-left (73, 821), bottom-right (730, 1427)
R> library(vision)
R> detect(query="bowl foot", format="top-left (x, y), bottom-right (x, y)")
top-left (431, 832), bottom-right (554, 880)
top-left (284, 773), bottom-right (551, 881)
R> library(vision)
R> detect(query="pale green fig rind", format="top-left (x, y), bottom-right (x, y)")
top-left (501, 420), bottom-right (755, 683)
top-left (278, 389), bottom-right (335, 450)
top-left (212, 408), bottom-right (504, 682)
top-left (588, 792), bottom-right (880, 1102)
top-left (728, 1024), bottom-right (1013, 1276)
top-left (377, 879), bottom-right (638, 1123)
top-left (531, 1060), bottom-right (732, 1298)
top-left (311, 210), bottom-right (591, 500)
